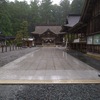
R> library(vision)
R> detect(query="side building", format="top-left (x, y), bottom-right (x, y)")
top-left (85, 0), bottom-right (100, 54)
top-left (64, 0), bottom-right (100, 54)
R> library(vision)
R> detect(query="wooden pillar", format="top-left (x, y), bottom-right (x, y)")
top-left (71, 33), bottom-right (72, 42)
top-left (15, 45), bottom-right (17, 50)
top-left (77, 33), bottom-right (78, 39)
top-left (10, 45), bottom-right (11, 51)
top-left (13, 44), bottom-right (14, 50)
top-left (5, 45), bottom-right (7, 52)
top-left (2, 45), bottom-right (4, 53)
top-left (67, 33), bottom-right (69, 42)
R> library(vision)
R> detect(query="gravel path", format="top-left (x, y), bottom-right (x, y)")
top-left (0, 47), bottom-right (40, 67)
top-left (0, 84), bottom-right (100, 100)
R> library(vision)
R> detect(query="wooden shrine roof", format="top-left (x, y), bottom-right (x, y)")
top-left (60, 25), bottom-right (72, 32)
top-left (32, 26), bottom-right (62, 35)
top-left (67, 14), bottom-right (80, 27)
top-left (60, 14), bottom-right (80, 33)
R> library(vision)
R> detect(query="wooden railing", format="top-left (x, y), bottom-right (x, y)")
top-left (68, 43), bottom-right (87, 53)
top-left (0, 45), bottom-right (22, 53)
top-left (87, 44), bottom-right (100, 53)
top-left (68, 43), bottom-right (100, 54)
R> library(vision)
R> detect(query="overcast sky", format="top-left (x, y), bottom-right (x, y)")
top-left (9, 0), bottom-right (73, 5)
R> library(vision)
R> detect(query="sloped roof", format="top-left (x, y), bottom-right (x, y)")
top-left (60, 25), bottom-right (71, 32)
top-left (67, 15), bottom-right (80, 27)
top-left (32, 26), bottom-right (62, 34)
top-left (60, 14), bottom-right (80, 33)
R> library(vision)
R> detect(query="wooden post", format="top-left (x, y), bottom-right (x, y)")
top-left (2, 45), bottom-right (4, 53)
top-left (15, 45), bottom-right (17, 50)
top-left (68, 33), bottom-right (69, 43)
top-left (12, 44), bottom-right (14, 50)
top-left (77, 33), bottom-right (78, 39)
top-left (10, 45), bottom-right (11, 51)
top-left (71, 33), bottom-right (72, 42)
top-left (5, 45), bottom-right (7, 52)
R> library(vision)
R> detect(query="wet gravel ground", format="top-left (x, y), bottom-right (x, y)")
top-left (67, 50), bottom-right (100, 71)
top-left (0, 84), bottom-right (100, 100)
top-left (0, 47), bottom-right (40, 67)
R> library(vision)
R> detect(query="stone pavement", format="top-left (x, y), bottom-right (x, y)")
top-left (0, 47), bottom-right (100, 83)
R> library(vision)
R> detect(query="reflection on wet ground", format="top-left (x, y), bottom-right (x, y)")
top-left (0, 47), bottom-right (100, 82)
top-left (67, 50), bottom-right (100, 71)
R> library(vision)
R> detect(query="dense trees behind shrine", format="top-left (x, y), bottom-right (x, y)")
top-left (0, 0), bottom-right (85, 36)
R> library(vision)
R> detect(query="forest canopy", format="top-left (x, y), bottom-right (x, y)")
top-left (0, 0), bottom-right (85, 36)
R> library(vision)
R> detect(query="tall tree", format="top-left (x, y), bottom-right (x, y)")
top-left (15, 21), bottom-right (29, 46)
top-left (0, 0), bottom-right (13, 36)
top-left (20, 21), bottom-right (29, 39)
top-left (7, 0), bottom-right (30, 34)
top-left (30, 0), bottom-right (39, 24)
top-left (15, 30), bottom-right (23, 46)
top-left (70, 0), bottom-right (85, 14)
top-left (28, 0), bottom-right (39, 33)
top-left (40, 0), bottom-right (52, 24)
top-left (60, 0), bottom-right (70, 24)
top-left (51, 4), bottom-right (62, 25)
top-left (0, 13), bottom-right (12, 36)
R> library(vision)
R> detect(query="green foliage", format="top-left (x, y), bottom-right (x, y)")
top-left (30, 0), bottom-right (39, 24)
top-left (70, 0), bottom-right (85, 14)
top-left (16, 42), bottom-right (22, 47)
top-left (0, 13), bottom-right (13, 36)
top-left (0, 0), bottom-right (13, 36)
top-left (15, 31), bottom-right (23, 41)
top-left (60, 0), bottom-right (70, 24)
top-left (28, 0), bottom-right (39, 33)
top-left (15, 20), bottom-right (29, 46)
top-left (20, 21), bottom-right (29, 38)
top-left (51, 4), bottom-right (62, 24)
top-left (40, 0), bottom-right (52, 24)
top-left (15, 31), bottom-right (23, 46)
top-left (7, 0), bottom-right (31, 34)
